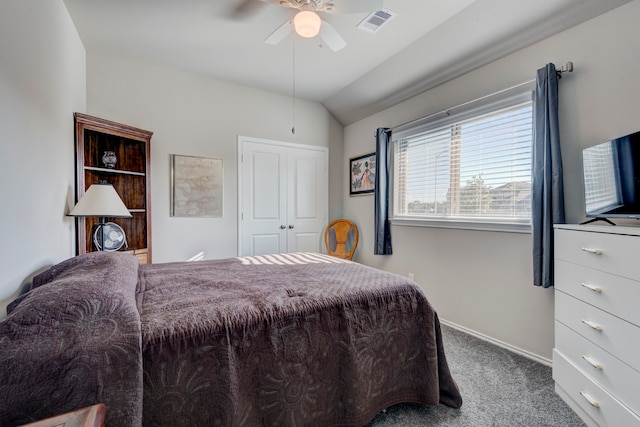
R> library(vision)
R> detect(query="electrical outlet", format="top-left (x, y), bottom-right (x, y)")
top-left (408, 273), bottom-right (414, 281)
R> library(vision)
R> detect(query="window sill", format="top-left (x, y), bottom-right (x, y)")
top-left (390, 217), bottom-right (531, 234)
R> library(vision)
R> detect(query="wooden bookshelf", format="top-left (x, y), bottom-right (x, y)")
top-left (74, 113), bottom-right (153, 263)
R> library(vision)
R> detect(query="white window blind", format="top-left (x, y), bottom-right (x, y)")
top-left (392, 94), bottom-right (533, 227)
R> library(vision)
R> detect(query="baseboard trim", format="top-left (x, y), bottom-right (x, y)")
top-left (440, 319), bottom-right (552, 367)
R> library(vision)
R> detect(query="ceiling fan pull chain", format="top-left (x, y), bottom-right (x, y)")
top-left (292, 36), bottom-right (296, 134)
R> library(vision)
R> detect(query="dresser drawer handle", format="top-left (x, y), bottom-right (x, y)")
top-left (581, 319), bottom-right (603, 331)
top-left (579, 391), bottom-right (601, 408)
top-left (581, 247), bottom-right (603, 255)
top-left (582, 355), bottom-right (603, 370)
top-left (580, 283), bottom-right (602, 293)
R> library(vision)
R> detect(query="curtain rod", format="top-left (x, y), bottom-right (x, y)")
top-left (389, 61), bottom-right (574, 133)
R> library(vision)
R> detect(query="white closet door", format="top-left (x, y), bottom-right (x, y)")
top-left (240, 140), bottom-right (287, 256)
top-left (287, 147), bottom-right (327, 253)
top-left (239, 137), bottom-right (328, 257)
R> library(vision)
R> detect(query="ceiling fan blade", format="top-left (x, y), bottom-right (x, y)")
top-left (319, 21), bottom-right (346, 51)
top-left (228, 0), bottom-right (265, 19)
top-left (335, 0), bottom-right (383, 13)
top-left (264, 20), bottom-right (293, 45)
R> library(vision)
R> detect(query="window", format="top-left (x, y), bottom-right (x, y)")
top-left (392, 93), bottom-right (533, 230)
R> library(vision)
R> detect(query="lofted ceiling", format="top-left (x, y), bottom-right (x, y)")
top-left (63, 0), bottom-right (632, 125)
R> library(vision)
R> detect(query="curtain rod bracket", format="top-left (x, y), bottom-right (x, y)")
top-left (557, 61), bottom-right (574, 78)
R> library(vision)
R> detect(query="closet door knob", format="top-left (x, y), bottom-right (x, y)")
top-left (280, 225), bottom-right (287, 229)
top-left (288, 225), bottom-right (295, 229)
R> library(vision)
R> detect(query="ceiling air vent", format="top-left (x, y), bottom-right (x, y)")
top-left (357, 9), bottom-right (397, 33)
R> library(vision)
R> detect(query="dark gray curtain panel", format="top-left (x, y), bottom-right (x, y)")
top-left (374, 128), bottom-right (393, 255)
top-left (532, 63), bottom-right (565, 287)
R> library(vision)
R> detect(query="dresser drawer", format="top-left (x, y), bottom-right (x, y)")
top-left (555, 228), bottom-right (640, 281)
top-left (555, 321), bottom-right (640, 415)
top-left (555, 291), bottom-right (640, 372)
top-left (556, 260), bottom-right (640, 327)
top-left (553, 350), bottom-right (640, 427)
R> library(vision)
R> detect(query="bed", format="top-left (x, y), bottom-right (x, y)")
top-left (0, 251), bottom-right (462, 426)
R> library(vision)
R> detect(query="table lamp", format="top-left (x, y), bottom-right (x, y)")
top-left (68, 181), bottom-right (132, 251)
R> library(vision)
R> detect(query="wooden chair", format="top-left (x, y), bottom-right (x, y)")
top-left (324, 219), bottom-right (359, 260)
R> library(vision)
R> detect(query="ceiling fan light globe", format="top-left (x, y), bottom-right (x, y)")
top-left (294, 10), bottom-right (321, 38)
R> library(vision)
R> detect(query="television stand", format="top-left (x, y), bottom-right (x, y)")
top-left (580, 217), bottom-right (616, 226)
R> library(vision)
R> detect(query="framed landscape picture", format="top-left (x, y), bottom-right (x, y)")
top-left (349, 152), bottom-right (376, 196)
top-left (170, 154), bottom-right (223, 217)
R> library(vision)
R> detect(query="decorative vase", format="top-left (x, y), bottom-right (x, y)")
top-left (102, 151), bottom-right (117, 169)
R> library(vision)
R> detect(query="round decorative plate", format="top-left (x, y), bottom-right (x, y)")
top-left (94, 222), bottom-right (127, 251)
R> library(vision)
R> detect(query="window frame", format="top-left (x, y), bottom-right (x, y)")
top-left (389, 91), bottom-right (534, 234)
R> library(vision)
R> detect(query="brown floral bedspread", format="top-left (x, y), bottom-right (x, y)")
top-left (137, 252), bottom-right (462, 427)
top-left (0, 252), bottom-right (461, 427)
top-left (0, 252), bottom-right (143, 427)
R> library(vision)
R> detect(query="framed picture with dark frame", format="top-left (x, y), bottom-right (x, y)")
top-left (349, 152), bottom-right (376, 196)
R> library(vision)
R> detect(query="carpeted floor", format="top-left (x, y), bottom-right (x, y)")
top-left (366, 324), bottom-right (586, 427)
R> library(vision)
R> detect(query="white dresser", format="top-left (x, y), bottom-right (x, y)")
top-left (553, 224), bottom-right (640, 427)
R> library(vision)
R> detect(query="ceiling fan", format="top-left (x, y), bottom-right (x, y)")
top-left (233, 0), bottom-right (384, 51)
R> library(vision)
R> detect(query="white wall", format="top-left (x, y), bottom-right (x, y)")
top-left (0, 1), bottom-right (86, 316)
top-left (343, 0), bottom-right (640, 361)
top-left (86, 54), bottom-right (343, 263)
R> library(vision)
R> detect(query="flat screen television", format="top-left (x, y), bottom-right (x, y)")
top-left (582, 130), bottom-right (640, 223)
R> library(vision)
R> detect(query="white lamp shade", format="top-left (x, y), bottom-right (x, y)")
top-left (69, 183), bottom-right (132, 218)
top-left (294, 10), bottom-right (322, 38)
